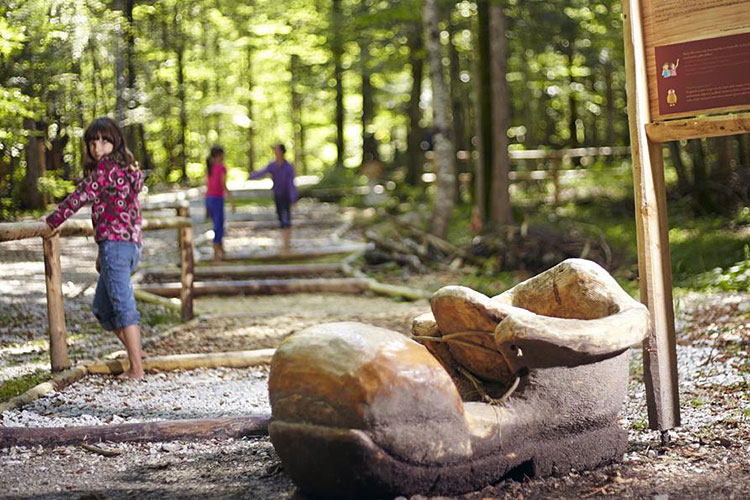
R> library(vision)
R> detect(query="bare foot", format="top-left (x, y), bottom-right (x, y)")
top-left (118, 370), bottom-right (145, 380)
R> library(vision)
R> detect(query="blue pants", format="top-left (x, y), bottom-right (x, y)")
top-left (275, 194), bottom-right (292, 229)
top-left (206, 196), bottom-right (225, 243)
top-left (93, 240), bottom-right (141, 331)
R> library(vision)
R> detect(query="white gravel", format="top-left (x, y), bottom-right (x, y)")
top-left (2, 366), bottom-right (270, 428)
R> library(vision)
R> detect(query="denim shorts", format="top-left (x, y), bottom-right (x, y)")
top-left (93, 240), bottom-right (141, 331)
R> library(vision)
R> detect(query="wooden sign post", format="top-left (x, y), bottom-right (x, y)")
top-left (622, 0), bottom-right (750, 433)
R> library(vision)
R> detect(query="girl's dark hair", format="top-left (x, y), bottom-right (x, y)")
top-left (206, 145), bottom-right (224, 177)
top-left (83, 117), bottom-right (135, 175)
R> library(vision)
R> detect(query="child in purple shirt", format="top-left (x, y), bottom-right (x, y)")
top-left (45, 117), bottom-right (146, 379)
top-left (249, 143), bottom-right (297, 251)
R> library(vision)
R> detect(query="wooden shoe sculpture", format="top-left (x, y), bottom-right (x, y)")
top-left (268, 259), bottom-right (649, 499)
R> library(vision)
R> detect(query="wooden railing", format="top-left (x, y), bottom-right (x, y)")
top-left (0, 202), bottom-right (194, 372)
top-left (507, 146), bottom-right (631, 204)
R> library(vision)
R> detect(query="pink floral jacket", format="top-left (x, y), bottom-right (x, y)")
top-left (46, 157), bottom-right (144, 244)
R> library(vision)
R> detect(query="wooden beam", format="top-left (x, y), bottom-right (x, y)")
top-left (138, 277), bottom-right (370, 297)
top-left (0, 364), bottom-right (88, 413)
top-left (645, 112), bottom-right (750, 143)
top-left (195, 243), bottom-right (369, 263)
top-left (42, 234), bottom-right (68, 371)
top-left (143, 262), bottom-right (344, 281)
top-left (133, 288), bottom-right (182, 312)
top-left (86, 349), bottom-right (276, 375)
top-left (177, 205), bottom-right (195, 321)
top-left (0, 416), bottom-right (270, 448)
top-left (227, 219), bottom-right (343, 230)
top-left (622, 0), bottom-right (680, 431)
top-left (0, 218), bottom-right (192, 242)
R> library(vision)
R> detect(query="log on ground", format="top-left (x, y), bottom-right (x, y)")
top-left (142, 262), bottom-right (344, 282)
top-left (0, 416), bottom-right (270, 448)
top-left (138, 277), bottom-right (370, 297)
top-left (86, 349), bottom-right (276, 375)
top-left (195, 243), bottom-right (369, 263)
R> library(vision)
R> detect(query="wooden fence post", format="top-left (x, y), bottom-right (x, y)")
top-left (177, 206), bottom-right (194, 321)
top-left (552, 155), bottom-right (560, 205)
top-left (42, 233), bottom-right (69, 371)
top-left (622, 0), bottom-right (680, 432)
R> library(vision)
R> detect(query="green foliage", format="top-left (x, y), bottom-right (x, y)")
top-left (691, 246), bottom-right (750, 292)
top-left (37, 174), bottom-right (75, 200)
top-left (0, 369), bottom-right (51, 403)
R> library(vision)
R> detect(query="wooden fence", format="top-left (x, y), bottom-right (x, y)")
top-left (0, 200), bottom-right (194, 372)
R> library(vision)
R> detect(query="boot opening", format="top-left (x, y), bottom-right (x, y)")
top-left (505, 459), bottom-right (536, 482)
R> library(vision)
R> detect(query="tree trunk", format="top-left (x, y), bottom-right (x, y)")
top-left (424, 0), bottom-right (456, 238)
top-left (359, 3), bottom-right (374, 166)
top-left (124, 0), bottom-right (137, 151)
top-left (290, 54), bottom-right (305, 174)
top-left (448, 19), bottom-right (466, 154)
top-left (176, 26), bottom-right (188, 182)
top-left (474, 0), bottom-right (492, 221)
top-left (566, 46), bottom-right (579, 148)
top-left (22, 118), bottom-right (46, 210)
top-left (604, 62), bottom-right (615, 145)
top-left (113, 0), bottom-right (126, 124)
top-left (668, 141), bottom-right (690, 194)
top-left (488, 3), bottom-right (513, 226)
top-left (738, 134), bottom-right (750, 168)
top-left (332, 0), bottom-right (345, 169)
top-left (247, 46), bottom-right (256, 173)
top-left (406, 22), bottom-right (424, 186)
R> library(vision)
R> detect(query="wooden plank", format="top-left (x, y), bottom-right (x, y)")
top-left (623, 0), bottom-right (680, 431)
top-left (645, 112), bottom-right (750, 143)
top-left (0, 416), bottom-right (270, 448)
top-left (138, 277), bottom-right (370, 297)
top-left (143, 262), bottom-right (344, 281)
top-left (42, 234), bottom-right (68, 372)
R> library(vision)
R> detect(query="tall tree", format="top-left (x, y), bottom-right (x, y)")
top-left (406, 21), bottom-right (424, 186)
top-left (331, 0), bottom-right (345, 169)
top-left (423, 0), bottom-right (456, 238)
top-left (488, 2), bottom-right (512, 225)
top-left (473, 0), bottom-right (492, 221)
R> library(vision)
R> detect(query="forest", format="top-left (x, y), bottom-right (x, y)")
top-left (2, 1), bottom-right (750, 499)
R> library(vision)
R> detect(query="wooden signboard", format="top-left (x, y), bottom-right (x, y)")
top-left (623, 0), bottom-right (750, 434)
top-left (642, 0), bottom-right (750, 120)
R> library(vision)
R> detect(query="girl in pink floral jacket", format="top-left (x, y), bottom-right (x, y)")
top-left (45, 117), bottom-right (146, 379)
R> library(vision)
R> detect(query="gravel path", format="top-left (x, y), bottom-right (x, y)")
top-left (1, 290), bottom-right (748, 499)
top-left (2, 195), bottom-right (749, 499)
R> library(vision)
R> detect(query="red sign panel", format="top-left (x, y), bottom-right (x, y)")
top-left (655, 32), bottom-right (750, 116)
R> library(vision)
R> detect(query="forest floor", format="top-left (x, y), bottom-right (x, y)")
top-left (1, 197), bottom-right (749, 499)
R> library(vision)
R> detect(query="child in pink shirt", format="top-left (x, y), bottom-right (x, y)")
top-left (205, 145), bottom-right (235, 262)
top-left (45, 117), bottom-right (145, 379)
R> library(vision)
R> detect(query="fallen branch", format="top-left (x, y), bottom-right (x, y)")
top-left (81, 443), bottom-right (123, 457)
top-left (0, 416), bottom-right (270, 448)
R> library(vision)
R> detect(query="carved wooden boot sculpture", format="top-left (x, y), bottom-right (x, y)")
top-left (268, 259), bottom-right (649, 499)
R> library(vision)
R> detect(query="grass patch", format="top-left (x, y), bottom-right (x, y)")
top-left (0, 369), bottom-right (51, 403)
